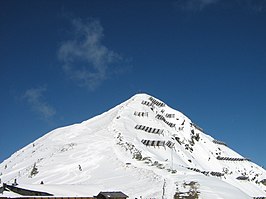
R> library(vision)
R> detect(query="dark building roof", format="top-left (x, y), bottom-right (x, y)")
top-left (2, 184), bottom-right (53, 196)
top-left (97, 191), bottom-right (128, 198)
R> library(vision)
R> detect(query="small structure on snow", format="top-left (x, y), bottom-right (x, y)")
top-left (236, 176), bottom-right (249, 181)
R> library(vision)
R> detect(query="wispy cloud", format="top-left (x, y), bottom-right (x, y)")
top-left (174, 0), bottom-right (220, 11)
top-left (23, 87), bottom-right (56, 119)
top-left (174, 0), bottom-right (266, 12)
top-left (58, 18), bottom-right (123, 90)
top-left (242, 0), bottom-right (266, 12)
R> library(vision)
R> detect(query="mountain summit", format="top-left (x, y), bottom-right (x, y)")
top-left (1, 94), bottom-right (266, 198)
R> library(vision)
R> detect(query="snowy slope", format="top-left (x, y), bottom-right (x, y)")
top-left (0, 93), bottom-right (266, 198)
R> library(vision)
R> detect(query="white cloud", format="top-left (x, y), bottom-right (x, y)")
top-left (175, 0), bottom-right (220, 11)
top-left (58, 18), bottom-right (122, 90)
top-left (243, 0), bottom-right (266, 12)
top-left (174, 0), bottom-right (266, 12)
top-left (23, 87), bottom-right (56, 119)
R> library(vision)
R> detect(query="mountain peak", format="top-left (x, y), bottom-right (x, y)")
top-left (1, 94), bottom-right (266, 198)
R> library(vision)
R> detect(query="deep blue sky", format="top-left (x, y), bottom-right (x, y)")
top-left (0, 0), bottom-right (266, 168)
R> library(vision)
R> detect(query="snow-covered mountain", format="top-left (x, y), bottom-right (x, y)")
top-left (1, 93), bottom-right (266, 198)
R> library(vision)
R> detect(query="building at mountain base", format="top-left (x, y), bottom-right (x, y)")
top-left (0, 184), bottom-right (128, 199)
top-left (96, 191), bottom-right (128, 199)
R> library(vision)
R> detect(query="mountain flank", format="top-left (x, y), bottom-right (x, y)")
top-left (1, 94), bottom-right (266, 198)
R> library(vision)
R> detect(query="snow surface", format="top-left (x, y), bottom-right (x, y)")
top-left (0, 93), bottom-right (266, 198)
